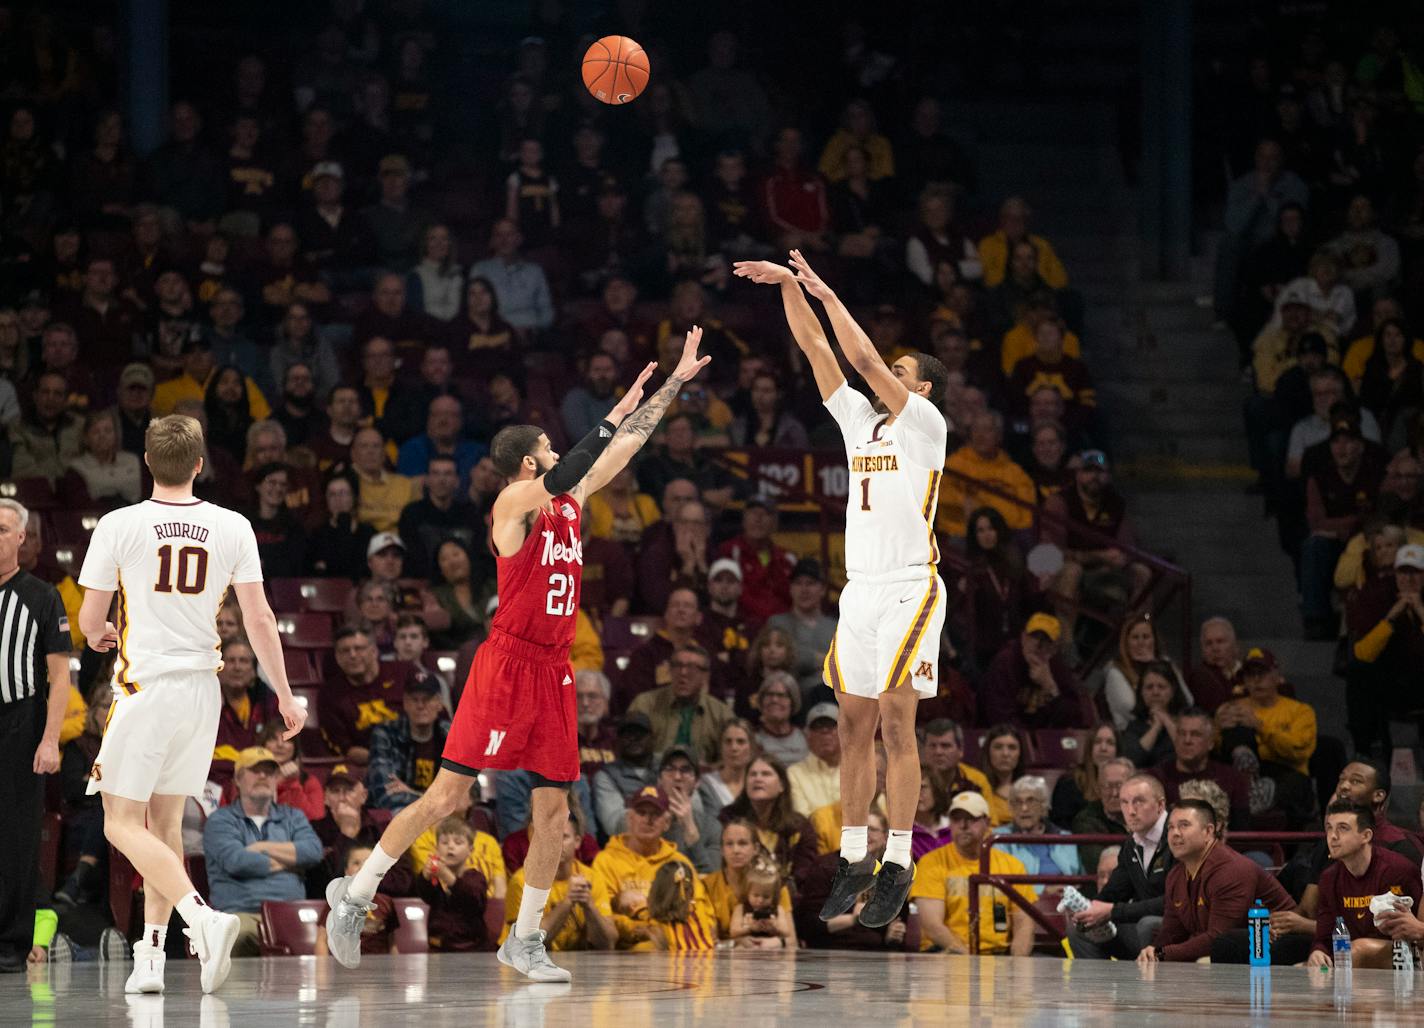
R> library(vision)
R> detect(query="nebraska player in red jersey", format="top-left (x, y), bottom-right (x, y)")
top-left (327, 328), bottom-right (710, 980)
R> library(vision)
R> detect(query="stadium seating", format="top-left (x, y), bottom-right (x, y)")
top-left (392, 898), bottom-right (431, 953)
top-left (259, 899), bottom-right (327, 956)
top-left (277, 613), bottom-right (335, 650)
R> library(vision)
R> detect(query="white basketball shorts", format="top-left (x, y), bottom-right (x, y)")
top-left (823, 571), bottom-right (946, 700)
top-left (87, 669), bottom-right (222, 801)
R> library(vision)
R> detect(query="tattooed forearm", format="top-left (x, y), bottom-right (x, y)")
top-left (613, 374), bottom-right (684, 444)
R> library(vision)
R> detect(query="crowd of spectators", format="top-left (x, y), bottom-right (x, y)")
top-left (6, 3), bottom-right (1422, 968)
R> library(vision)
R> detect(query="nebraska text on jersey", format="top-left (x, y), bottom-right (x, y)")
top-left (541, 530), bottom-right (583, 566)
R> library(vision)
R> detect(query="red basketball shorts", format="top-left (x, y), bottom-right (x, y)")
top-left (442, 628), bottom-right (580, 783)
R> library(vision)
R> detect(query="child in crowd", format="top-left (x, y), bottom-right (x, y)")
top-left (501, 812), bottom-right (606, 952)
top-left (729, 859), bottom-right (796, 948)
top-left (643, 862), bottom-right (717, 952)
top-left (702, 819), bottom-right (796, 944)
top-left (317, 844), bottom-right (399, 957)
top-left (415, 816), bottom-right (490, 952)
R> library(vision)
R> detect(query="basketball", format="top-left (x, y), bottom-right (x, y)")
top-left (581, 35), bottom-right (650, 105)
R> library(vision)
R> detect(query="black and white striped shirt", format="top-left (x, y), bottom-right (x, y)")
top-left (0, 570), bottom-right (70, 704)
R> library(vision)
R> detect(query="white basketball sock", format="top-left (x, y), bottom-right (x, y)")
top-left (175, 892), bottom-right (210, 929)
top-left (349, 843), bottom-right (399, 903)
top-left (140, 923), bottom-right (168, 951)
top-left (840, 826), bottom-right (868, 863)
top-left (515, 885), bottom-right (551, 939)
top-left (884, 829), bottom-right (912, 868)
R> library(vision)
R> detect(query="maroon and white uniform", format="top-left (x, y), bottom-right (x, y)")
top-left (443, 493), bottom-right (583, 782)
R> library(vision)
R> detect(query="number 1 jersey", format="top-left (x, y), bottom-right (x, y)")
top-left (825, 383), bottom-right (948, 581)
top-left (487, 492), bottom-right (583, 652)
top-left (78, 498), bottom-right (263, 690)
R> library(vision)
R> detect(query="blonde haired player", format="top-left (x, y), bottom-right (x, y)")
top-left (77, 414), bottom-right (306, 994)
top-left (733, 251), bottom-right (948, 927)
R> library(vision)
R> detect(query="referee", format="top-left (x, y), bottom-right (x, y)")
top-left (0, 499), bottom-right (73, 973)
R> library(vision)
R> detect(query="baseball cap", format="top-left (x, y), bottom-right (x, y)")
top-left (1395, 543), bottom-right (1424, 570)
top-left (1024, 612), bottom-right (1062, 642)
top-left (367, 531), bottom-right (406, 558)
top-left (791, 558), bottom-right (824, 583)
top-left (1241, 647), bottom-right (1278, 674)
top-left (708, 557), bottom-right (742, 581)
top-left (120, 363), bottom-right (155, 389)
top-left (658, 745), bottom-right (699, 771)
top-left (405, 673), bottom-right (441, 696)
top-left (626, 784), bottom-right (670, 813)
top-left (327, 763), bottom-right (360, 787)
top-left (1329, 409), bottom-right (1363, 440)
top-left (617, 712), bottom-right (653, 735)
top-left (234, 746), bottom-right (280, 772)
top-left (378, 154), bottom-right (411, 176)
top-left (950, 791), bottom-right (991, 819)
top-left (805, 702), bottom-right (840, 727)
top-left (1078, 449), bottom-right (1108, 470)
top-left (312, 161), bottom-right (344, 181)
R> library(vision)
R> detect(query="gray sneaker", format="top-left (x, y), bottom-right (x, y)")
top-left (497, 929), bottom-right (572, 983)
top-left (324, 877), bottom-right (374, 970)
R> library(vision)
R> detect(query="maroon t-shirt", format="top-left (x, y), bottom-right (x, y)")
top-left (1312, 845), bottom-right (1424, 954)
top-left (1153, 759), bottom-right (1252, 831)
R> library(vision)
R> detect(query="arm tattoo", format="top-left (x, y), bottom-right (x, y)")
top-left (613, 374), bottom-right (685, 445)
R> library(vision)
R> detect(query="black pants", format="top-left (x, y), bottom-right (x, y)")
top-left (0, 698), bottom-right (42, 963)
top-left (1345, 655), bottom-right (1411, 758)
top-left (1211, 928), bottom-right (1314, 965)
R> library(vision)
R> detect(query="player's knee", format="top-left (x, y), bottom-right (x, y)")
top-left (880, 717), bottom-right (915, 755)
top-left (424, 774), bottom-right (469, 818)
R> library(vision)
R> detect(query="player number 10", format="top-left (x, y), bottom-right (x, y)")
top-left (155, 544), bottom-right (209, 594)
top-left (545, 573), bottom-right (577, 616)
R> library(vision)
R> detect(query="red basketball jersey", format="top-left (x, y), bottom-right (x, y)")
top-left (488, 492), bottom-right (583, 652)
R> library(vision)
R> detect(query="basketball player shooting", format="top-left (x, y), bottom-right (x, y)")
top-left (734, 253), bottom-right (949, 927)
top-left (77, 415), bottom-right (307, 995)
top-left (327, 330), bottom-right (710, 981)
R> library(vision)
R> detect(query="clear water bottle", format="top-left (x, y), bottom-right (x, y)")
top-left (1247, 898), bottom-right (1270, 967)
top-left (1332, 916), bottom-right (1352, 972)
top-left (1057, 885), bottom-right (1116, 944)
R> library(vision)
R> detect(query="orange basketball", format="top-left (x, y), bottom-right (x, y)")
top-left (582, 35), bottom-right (650, 105)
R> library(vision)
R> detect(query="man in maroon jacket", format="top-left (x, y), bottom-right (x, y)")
top-left (1306, 800), bottom-right (1423, 969)
top-left (1138, 799), bottom-right (1293, 963)
top-left (979, 613), bottom-right (1088, 729)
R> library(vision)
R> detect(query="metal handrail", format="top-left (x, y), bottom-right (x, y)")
top-left (962, 831), bottom-right (1325, 955)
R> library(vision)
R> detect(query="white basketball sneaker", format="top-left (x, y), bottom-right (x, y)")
top-left (497, 929), bottom-right (572, 983)
top-left (184, 911), bottom-right (240, 994)
top-left (125, 941), bottom-right (165, 994)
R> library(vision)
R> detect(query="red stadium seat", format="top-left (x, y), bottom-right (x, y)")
top-left (1032, 731), bottom-right (1088, 770)
top-left (268, 578), bottom-right (305, 613)
top-left (259, 900), bottom-right (327, 956)
top-left (277, 612), bottom-right (335, 650)
top-left (291, 687), bottom-right (319, 726)
top-left (0, 477), bottom-right (57, 509)
top-left (392, 899), bottom-right (431, 953)
top-left (49, 509), bottom-right (106, 546)
top-left (300, 578), bottom-right (356, 614)
top-left (285, 651), bottom-right (322, 687)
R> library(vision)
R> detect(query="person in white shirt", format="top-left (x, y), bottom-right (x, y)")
top-left (77, 414), bottom-right (305, 995)
top-left (788, 703), bottom-right (842, 816)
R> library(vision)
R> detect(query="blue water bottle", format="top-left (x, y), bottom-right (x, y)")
top-left (1248, 898), bottom-right (1271, 967)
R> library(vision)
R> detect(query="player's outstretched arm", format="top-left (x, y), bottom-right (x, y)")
top-left (788, 249), bottom-right (912, 416)
top-left (233, 580), bottom-right (308, 740)
top-left (570, 327), bottom-right (711, 505)
top-left (733, 260), bottom-right (846, 401)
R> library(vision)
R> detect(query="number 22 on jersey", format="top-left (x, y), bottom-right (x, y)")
top-left (545, 573), bottom-right (577, 616)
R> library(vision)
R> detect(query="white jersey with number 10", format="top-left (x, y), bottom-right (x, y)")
top-left (77, 498), bottom-right (264, 693)
top-left (825, 383), bottom-right (948, 581)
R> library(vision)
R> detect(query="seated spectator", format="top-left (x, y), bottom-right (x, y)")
top-left (1325, 194), bottom-right (1400, 299)
top-left (1186, 616), bottom-right (1242, 715)
top-left (590, 786), bottom-right (710, 951)
top-left (424, 539), bottom-right (488, 652)
top-left (704, 819), bottom-right (791, 943)
top-left (307, 471), bottom-right (376, 580)
top-left (766, 559), bottom-right (836, 701)
top-left (718, 755), bottom-right (818, 889)
top-left (315, 843), bottom-right (401, 958)
top-left (1050, 721), bottom-right (1119, 828)
top-left (739, 624), bottom-right (797, 716)
top-left (994, 774), bottom-right (1082, 892)
top-left (658, 745), bottom-right (721, 873)
top-left (1358, 318), bottom-right (1423, 449)
top-left (1122, 661), bottom-right (1191, 770)
top-left (467, 218), bottom-right (554, 337)
top-left (702, 719), bottom-right (758, 810)
top-left (1006, 317), bottom-right (1095, 435)
top-left (1284, 367), bottom-right (1381, 481)
top-left (1346, 543), bottom-right (1424, 756)
top-left (351, 426), bottom-right (418, 533)
top-left (1305, 800), bottom-right (1423, 970)
top-left (367, 675), bottom-right (449, 811)
top-left (397, 457), bottom-right (484, 582)
top-left (269, 303), bottom-right (341, 404)
top-left (111, 362), bottom-right (155, 456)
top-left (1272, 250), bottom-right (1355, 337)
top-left (586, 466), bottom-right (660, 545)
top-left (911, 791), bottom-right (1036, 955)
top-left (308, 765), bottom-right (390, 888)
top-left (920, 718), bottom-right (993, 799)
top-left (617, 587), bottom-right (722, 711)
top-left (1137, 799), bottom-right (1294, 963)
top-left (938, 411), bottom-right (1036, 538)
top-left (1151, 708), bottom-right (1251, 830)
top-left (211, 639), bottom-right (276, 784)
top-left (1343, 296), bottom-right (1422, 386)
top-left (912, 764), bottom-right (953, 860)
top-left (627, 641), bottom-right (735, 766)
top-left (1215, 647), bottom-right (1317, 827)
top-left (979, 196), bottom-right (1068, 290)
top-left (407, 224), bottom-right (464, 323)
top-left (977, 724), bottom-right (1028, 826)
top-left (702, 558), bottom-right (752, 685)
top-left (958, 506), bottom-right (1036, 672)
top-left (1067, 772), bottom-right (1168, 960)
top-left (256, 720), bottom-right (325, 825)
top-left (248, 462), bottom-right (306, 574)
top-left (306, 386), bottom-right (364, 472)
top-left (788, 703), bottom-right (841, 817)
top-left (503, 810), bottom-right (612, 951)
top-left (317, 626), bottom-right (412, 762)
top-left (560, 352), bottom-right (620, 443)
top-left (413, 817), bottom-right (490, 952)
top-left (634, 414), bottom-right (738, 512)
top-left (592, 714), bottom-right (659, 839)
top-left (999, 293), bottom-right (1083, 379)
top-left (1072, 756), bottom-right (1133, 871)
top-left (61, 409), bottom-right (141, 506)
top-left (715, 500), bottom-right (797, 623)
top-left (450, 275), bottom-right (515, 371)
top-left (729, 371), bottom-right (809, 449)
top-left (405, 781), bottom-right (506, 900)
top-left (980, 614), bottom-right (1088, 729)
top-left (32, 322), bottom-right (99, 416)
top-left (396, 396), bottom-right (484, 483)
top-left (9, 371), bottom-right (83, 483)
top-left (763, 126), bottom-right (830, 253)
top-left (636, 484), bottom-right (714, 613)
top-left (349, 579), bottom-right (399, 653)
top-left (750, 672), bottom-right (807, 766)
top-left (984, 239), bottom-right (1063, 341)
top-left (796, 810), bottom-right (907, 950)
top-left (203, 747), bottom-right (322, 956)
top-left (205, 365), bottom-right (260, 464)
top-left (807, 742), bottom-right (887, 855)
top-left (575, 670), bottom-right (617, 781)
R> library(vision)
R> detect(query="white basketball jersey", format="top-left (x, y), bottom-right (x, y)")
top-left (825, 383), bottom-right (948, 581)
top-left (78, 498), bottom-right (263, 690)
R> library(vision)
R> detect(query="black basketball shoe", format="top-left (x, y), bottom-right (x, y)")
top-left (858, 860), bottom-right (914, 928)
top-left (817, 853), bottom-right (880, 920)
